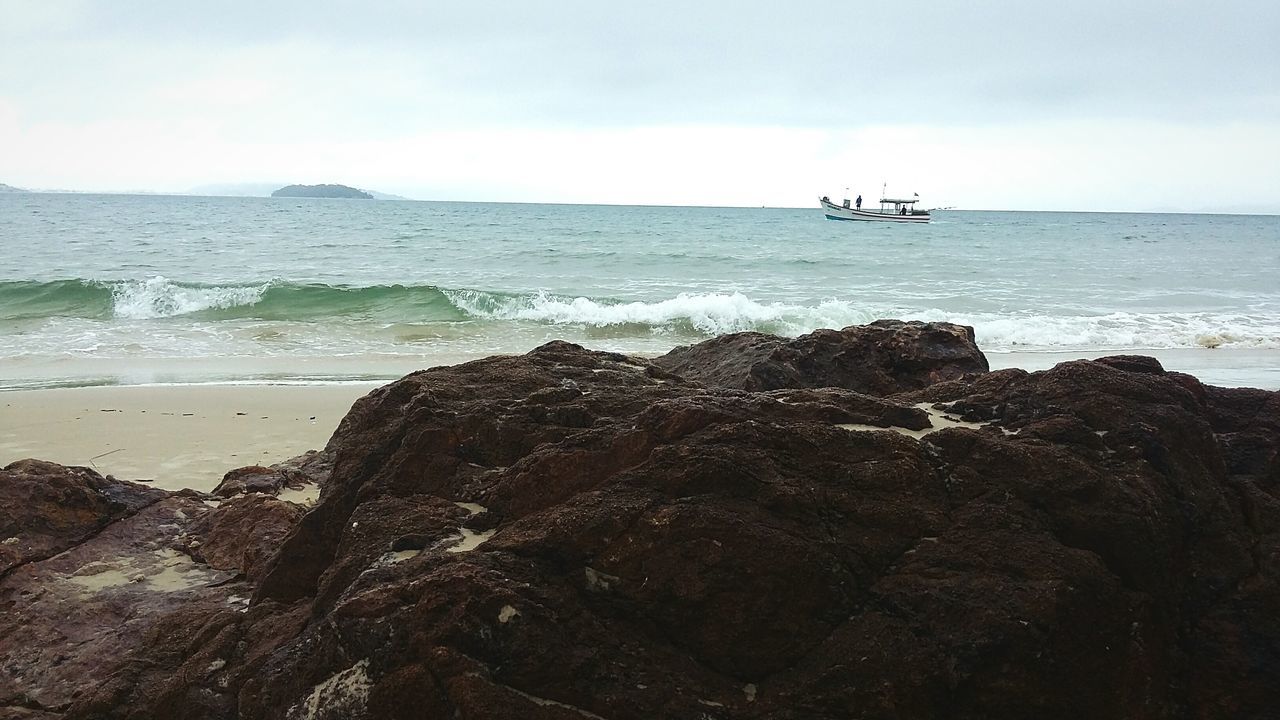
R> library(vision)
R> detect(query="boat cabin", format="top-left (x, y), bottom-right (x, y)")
top-left (880, 196), bottom-right (923, 216)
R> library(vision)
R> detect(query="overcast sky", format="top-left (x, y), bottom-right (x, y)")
top-left (2, 1), bottom-right (1277, 211)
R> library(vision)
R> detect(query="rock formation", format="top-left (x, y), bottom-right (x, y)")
top-left (1, 322), bottom-right (1276, 719)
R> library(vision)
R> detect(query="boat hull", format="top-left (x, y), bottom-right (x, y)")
top-left (820, 199), bottom-right (930, 223)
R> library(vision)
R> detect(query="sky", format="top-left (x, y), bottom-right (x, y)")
top-left (1, 1), bottom-right (1278, 212)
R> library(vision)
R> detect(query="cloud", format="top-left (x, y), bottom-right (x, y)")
top-left (0, 0), bottom-right (1277, 210)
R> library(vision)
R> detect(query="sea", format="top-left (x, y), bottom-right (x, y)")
top-left (2, 193), bottom-right (1278, 390)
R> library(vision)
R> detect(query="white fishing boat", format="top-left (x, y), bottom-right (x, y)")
top-left (820, 188), bottom-right (931, 223)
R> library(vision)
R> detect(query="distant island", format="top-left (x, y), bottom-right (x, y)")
top-left (0, 183), bottom-right (28, 193)
top-left (271, 184), bottom-right (373, 199)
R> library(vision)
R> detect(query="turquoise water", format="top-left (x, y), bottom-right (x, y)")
top-left (2, 193), bottom-right (1278, 388)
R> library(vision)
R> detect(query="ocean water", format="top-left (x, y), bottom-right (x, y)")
top-left (1, 193), bottom-right (1278, 389)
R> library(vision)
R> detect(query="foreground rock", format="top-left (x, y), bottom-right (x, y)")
top-left (0, 462), bottom-right (321, 717)
top-left (1, 322), bottom-right (1276, 719)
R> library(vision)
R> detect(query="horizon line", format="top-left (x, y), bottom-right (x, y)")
top-left (2, 187), bottom-right (1277, 217)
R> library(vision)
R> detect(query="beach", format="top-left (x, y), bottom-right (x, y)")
top-left (0, 383), bottom-right (378, 492)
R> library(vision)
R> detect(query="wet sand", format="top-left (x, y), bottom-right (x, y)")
top-left (0, 384), bottom-right (379, 493)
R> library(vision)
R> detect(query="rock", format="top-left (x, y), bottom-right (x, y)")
top-left (211, 450), bottom-right (332, 507)
top-left (211, 465), bottom-right (282, 497)
top-left (653, 319), bottom-right (989, 395)
top-left (0, 465), bottom-right (307, 717)
top-left (0, 460), bottom-right (166, 576)
top-left (4, 331), bottom-right (1278, 719)
top-left (213, 450), bottom-right (332, 495)
top-left (0, 490), bottom-right (236, 714)
top-left (179, 495), bottom-right (307, 581)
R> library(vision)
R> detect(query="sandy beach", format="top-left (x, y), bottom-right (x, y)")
top-left (0, 383), bottom-right (379, 493)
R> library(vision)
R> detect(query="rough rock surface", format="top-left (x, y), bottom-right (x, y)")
top-left (0, 461), bottom-right (320, 717)
top-left (1, 322), bottom-right (1277, 719)
top-left (0, 460), bottom-right (166, 576)
top-left (211, 449), bottom-right (332, 499)
top-left (653, 319), bottom-right (989, 394)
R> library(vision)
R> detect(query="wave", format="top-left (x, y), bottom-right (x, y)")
top-left (0, 279), bottom-right (117, 320)
top-left (2, 278), bottom-right (1278, 351)
top-left (450, 292), bottom-right (1280, 349)
top-left (447, 289), bottom-right (879, 336)
top-left (904, 310), bottom-right (1280, 352)
top-left (0, 277), bottom-right (469, 322)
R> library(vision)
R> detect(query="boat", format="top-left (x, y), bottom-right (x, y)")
top-left (820, 188), bottom-right (931, 223)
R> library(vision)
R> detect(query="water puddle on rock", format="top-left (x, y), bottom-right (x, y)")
top-left (445, 528), bottom-right (495, 553)
top-left (454, 501), bottom-right (487, 516)
top-left (66, 548), bottom-right (215, 594)
top-left (837, 402), bottom-right (998, 439)
top-left (444, 502), bottom-right (494, 553)
top-left (279, 484), bottom-right (321, 506)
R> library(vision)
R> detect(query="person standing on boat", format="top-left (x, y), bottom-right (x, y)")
top-left (855, 195), bottom-right (862, 209)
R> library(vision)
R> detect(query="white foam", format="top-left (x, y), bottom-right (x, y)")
top-left (111, 276), bottom-right (269, 319)
top-left (904, 309), bottom-right (1280, 351)
top-left (447, 289), bottom-right (1280, 350)
top-left (447, 290), bottom-right (878, 336)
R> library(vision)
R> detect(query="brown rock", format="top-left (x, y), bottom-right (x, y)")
top-left (4, 333), bottom-right (1277, 719)
top-left (179, 495), bottom-right (306, 581)
top-left (0, 465), bottom-right (313, 718)
top-left (653, 319), bottom-right (989, 395)
top-left (211, 450), bottom-right (332, 500)
top-left (0, 492), bottom-right (235, 713)
top-left (0, 460), bottom-right (165, 577)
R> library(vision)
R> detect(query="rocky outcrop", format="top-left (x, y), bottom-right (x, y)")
top-left (0, 461), bottom-right (320, 717)
top-left (0, 460), bottom-right (166, 577)
top-left (654, 319), bottom-right (989, 394)
top-left (1, 322), bottom-right (1277, 719)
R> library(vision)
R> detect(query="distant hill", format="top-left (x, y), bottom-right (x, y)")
top-left (0, 183), bottom-right (28, 193)
top-left (189, 183), bottom-right (412, 200)
top-left (271, 184), bottom-right (374, 199)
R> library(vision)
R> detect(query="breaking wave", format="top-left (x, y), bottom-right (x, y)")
top-left (2, 277), bottom-right (1278, 351)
